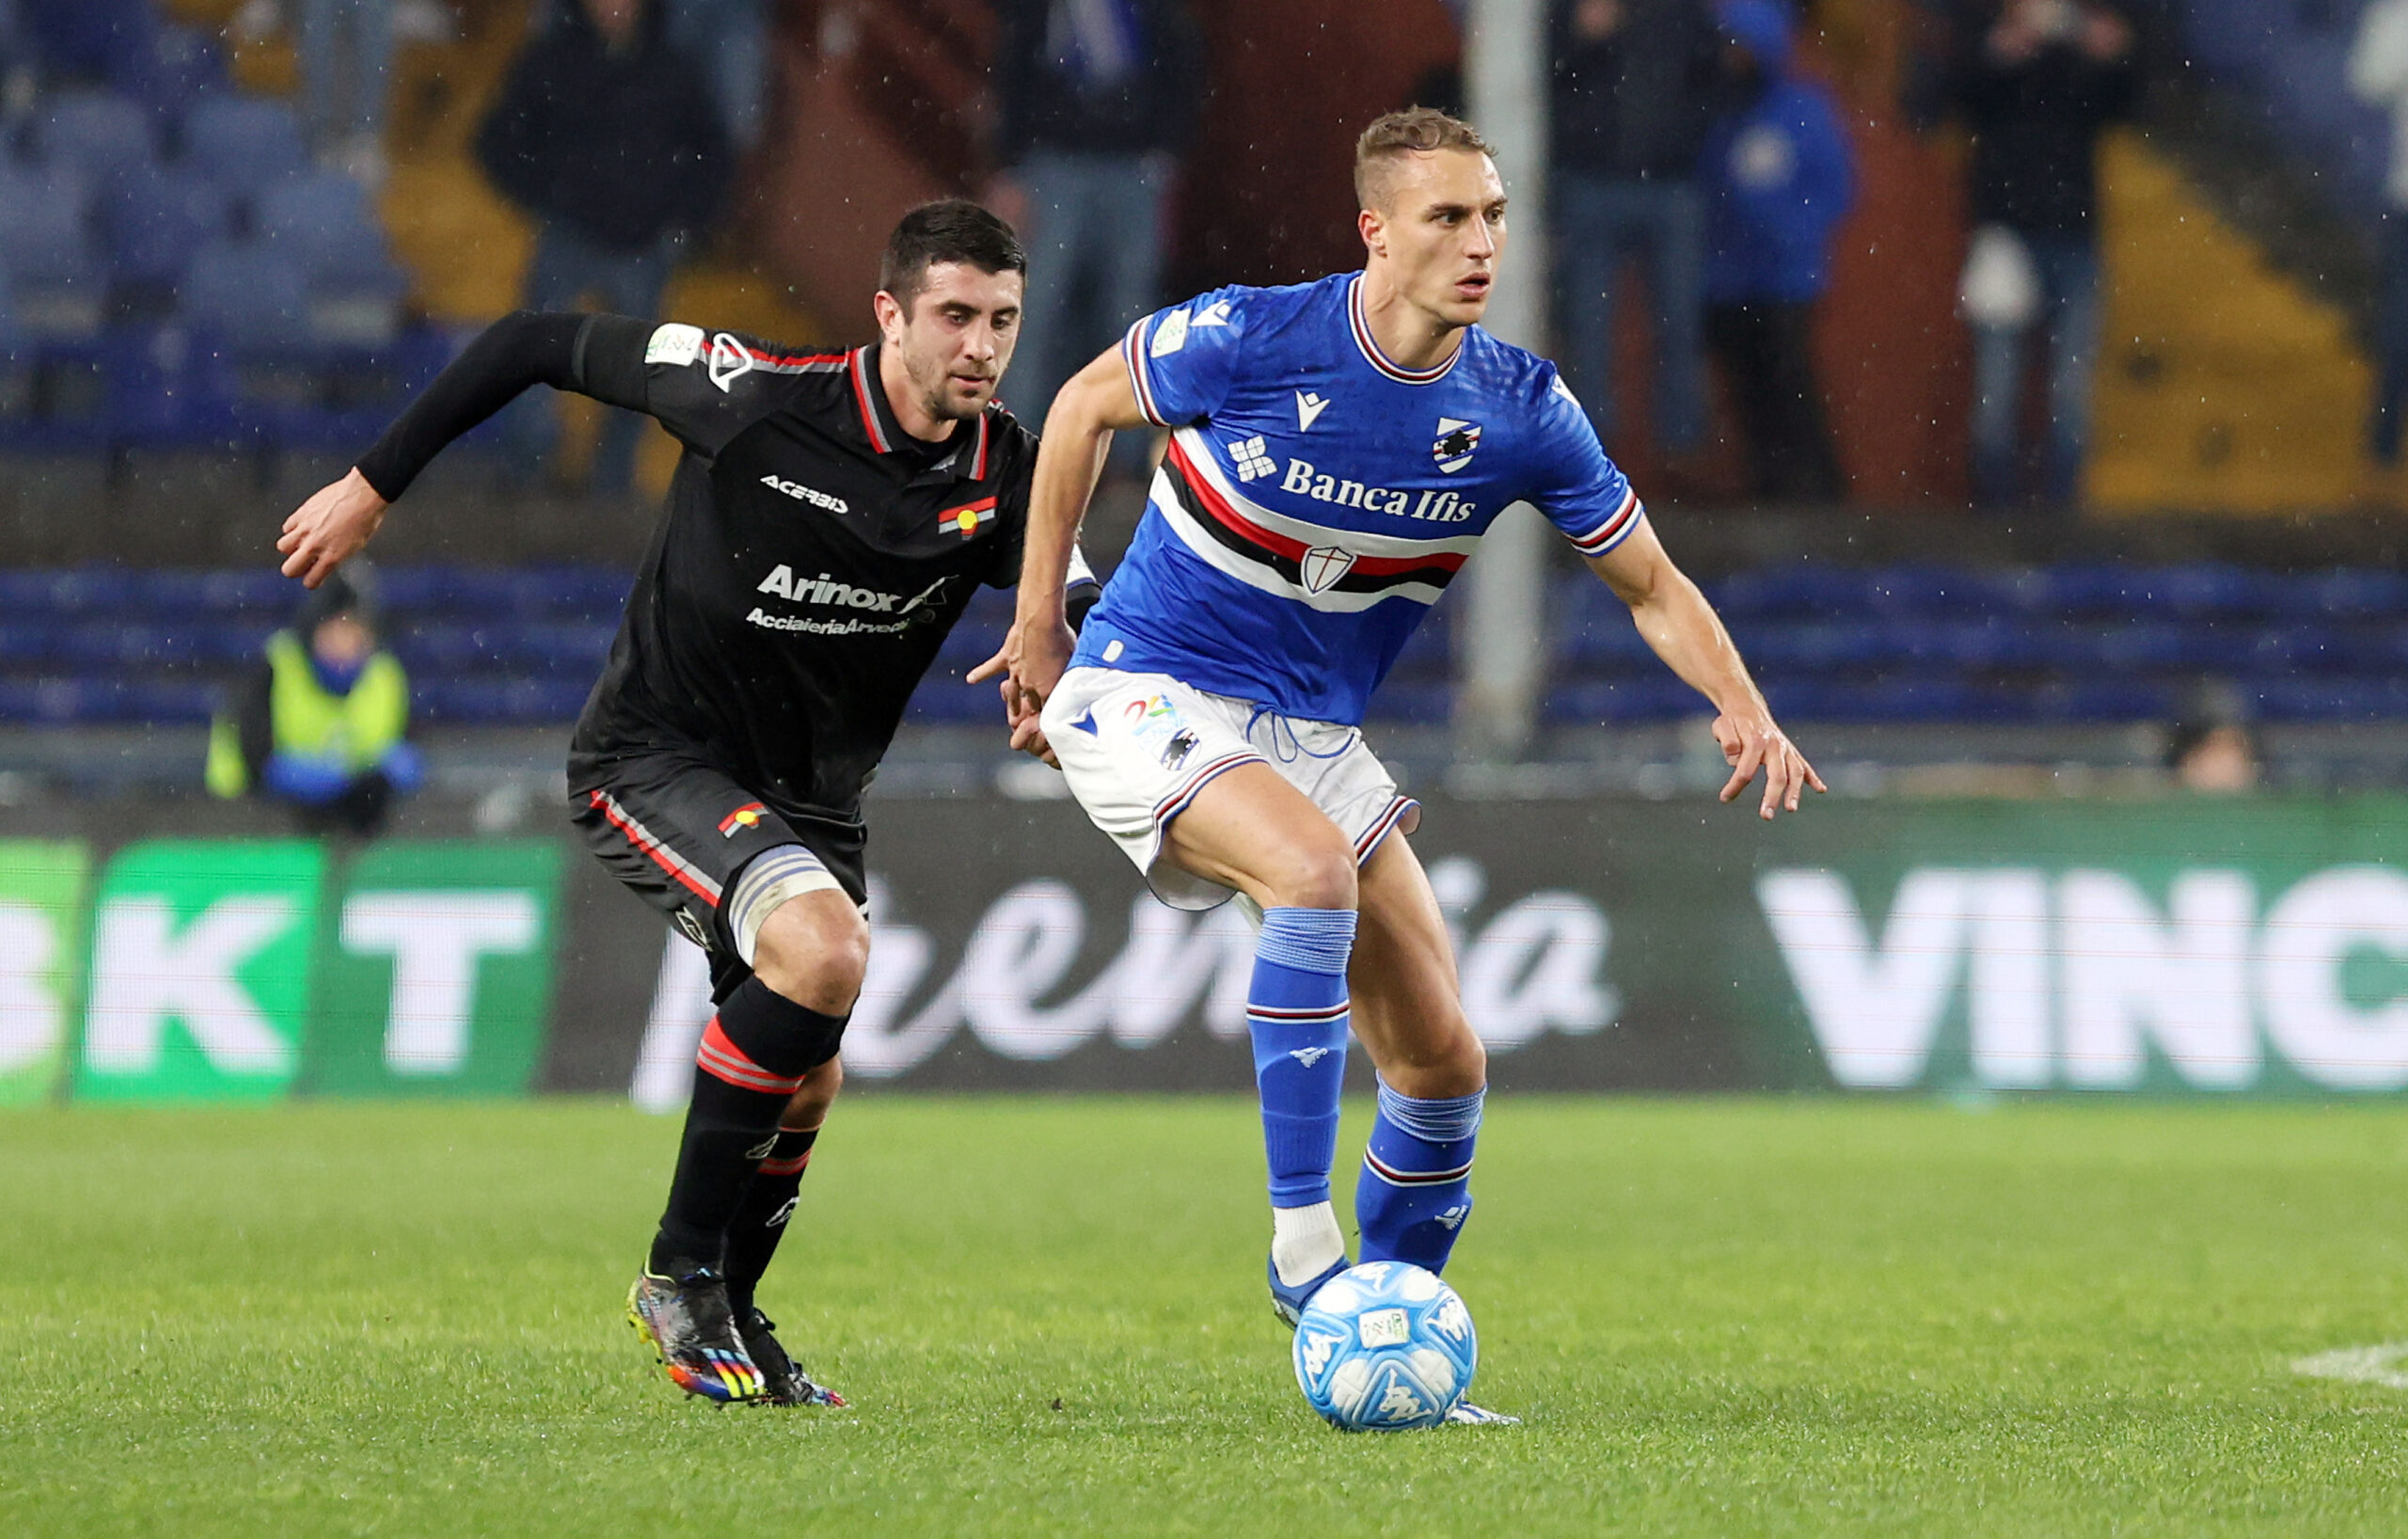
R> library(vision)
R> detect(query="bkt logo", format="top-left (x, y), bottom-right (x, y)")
top-left (758, 474), bottom-right (848, 514)
top-left (756, 565), bottom-right (948, 613)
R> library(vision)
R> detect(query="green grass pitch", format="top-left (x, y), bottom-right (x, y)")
top-left (5, 1096), bottom-right (2408, 1537)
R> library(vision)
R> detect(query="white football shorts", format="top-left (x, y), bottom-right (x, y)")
top-left (1040, 666), bottom-right (1420, 911)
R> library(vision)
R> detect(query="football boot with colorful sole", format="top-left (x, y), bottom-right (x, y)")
top-left (735, 1308), bottom-right (847, 1407)
top-left (626, 1263), bottom-right (764, 1404)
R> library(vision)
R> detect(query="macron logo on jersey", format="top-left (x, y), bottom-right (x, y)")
top-left (1192, 300), bottom-right (1231, 327)
top-left (1296, 390), bottom-right (1329, 432)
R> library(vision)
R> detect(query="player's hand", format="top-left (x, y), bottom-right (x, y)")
top-left (973, 615), bottom-right (1075, 726)
top-left (971, 626), bottom-right (1066, 767)
top-left (1713, 711), bottom-right (1826, 820)
top-left (277, 468), bottom-right (388, 588)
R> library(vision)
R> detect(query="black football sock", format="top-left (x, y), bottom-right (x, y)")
top-left (723, 1126), bottom-right (820, 1316)
top-left (649, 978), bottom-right (847, 1275)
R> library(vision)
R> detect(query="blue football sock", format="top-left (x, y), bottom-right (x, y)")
top-left (1356, 1079), bottom-right (1483, 1274)
top-left (1247, 907), bottom-right (1357, 1214)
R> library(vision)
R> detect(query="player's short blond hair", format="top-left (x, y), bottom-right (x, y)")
top-left (1354, 107), bottom-right (1496, 212)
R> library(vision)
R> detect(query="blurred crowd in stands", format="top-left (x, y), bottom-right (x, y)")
top-left (6, 0), bottom-right (2408, 766)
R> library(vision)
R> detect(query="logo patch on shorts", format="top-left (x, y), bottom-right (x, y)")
top-left (718, 801), bottom-right (767, 837)
top-left (1159, 727), bottom-right (1201, 770)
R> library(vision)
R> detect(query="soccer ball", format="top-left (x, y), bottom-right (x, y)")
top-left (1290, 1261), bottom-right (1477, 1431)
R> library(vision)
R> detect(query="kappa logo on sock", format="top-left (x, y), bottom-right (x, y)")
top-left (1290, 1047), bottom-right (1334, 1068)
top-left (1434, 1203), bottom-right (1471, 1231)
top-left (744, 1134), bottom-right (780, 1161)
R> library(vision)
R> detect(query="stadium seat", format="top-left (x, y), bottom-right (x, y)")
top-left (129, 567), bottom-right (295, 616)
top-left (0, 164), bottom-right (103, 338)
top-left (260, 172), bottom-right (405, 342)
top-left (182, 96), bottom-right (309, 208)
top-left (103, 165), bottom-right (227, 295)
top-left (1543, 676), bottom-right (1697, 724)
top-left (179, 240), bottom-right (310, 347)
top-left (2283, 568), bottom-right (2408, 621)
top-left (111, 24), bottom-right (226, 135)
top-left (33, 89), bottom-right (154, 195)
top-left (20, 0), bottom-right (154, 81)
top-left (121, 679), bottom-right (215, 723)
top-left (414, 676), bottom-right (598, 724)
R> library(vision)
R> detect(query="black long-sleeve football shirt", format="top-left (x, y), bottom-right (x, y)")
top-left (356, 310), bottom-right (1092, 821)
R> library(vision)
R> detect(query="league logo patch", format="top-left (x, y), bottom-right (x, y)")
top-left (1433, 418), bottom-right (1482, 474)
top-left (718, 801), bottom-right (767, 837)
top-left (1300, 545), bottom-right (1356, 595)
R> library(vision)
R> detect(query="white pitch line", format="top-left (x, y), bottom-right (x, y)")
top-left (2291, 1342), bottom-right (2408, 1390)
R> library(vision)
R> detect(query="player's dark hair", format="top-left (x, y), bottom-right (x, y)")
top-left (1354, 107), bottom-right (1496, 211)
top-left (879, 200), bottom-right (1026, 313)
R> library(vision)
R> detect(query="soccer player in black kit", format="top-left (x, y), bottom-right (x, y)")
top-left (277, 203), bottom-right (1095, 1407)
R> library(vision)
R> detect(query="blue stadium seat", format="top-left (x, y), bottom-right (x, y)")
top-left (2251, 676), bottom-right (2408, 722)
top-left (2032, 679), bottom-right (2177, 722)
top-left (1707, 563), bottom-right (1875, 619)
top-left (103, 165), bottom-right (226, 291)
top-left (112, 24), bottom-right (226, 134)
top-left (1861, 563), bottom-right (2031, 619)
top-left (0, 675), bottom-right (126, 723)
top-left (2154, 563), bottom-right (2282, 620)
top-left (390, 623), bottom-right (499, 674)
top-left (130, 567), bottom-right (295, 616)
top-left (260, 172), bottom-right (400, 287)
top-left (1543, 677), bottom-right (1697, 724)
top-left (33, 89), bottom-right (154, 193)
top-left (905, 676), bottom-right (1001, 724)
top-left (57, 621), bottom-right (198, 670)
top-left (179, 240), bottom-right (310, 346)
top-left (2283, 568), bottom-right (2408, 621)
top-left (1729, 619), bottom-right (1894, 674)
top-left (182, 96), bottom-right (308, 206)
top-left (0, 164), bottom-right (103, 338)
top-left (415, 676), bottom-right (590, 723)
top-left (502, 621), bottom-right (614, 675)
top-left (21, 0), bottom-right (153, 81)
top-left (0, 623), bottom-right (54, 663)
top-left (1362, 681), bottom-right (1450, 724)
top-left (122, 679), bottom-right (215, 723)
top-left (190, 619), bottom-right (276, 664)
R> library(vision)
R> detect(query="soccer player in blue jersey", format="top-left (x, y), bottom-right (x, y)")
top-left (981, 108), bottom-right (1823, 1420)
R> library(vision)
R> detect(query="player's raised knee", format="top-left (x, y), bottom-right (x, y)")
top-left (1260, 836), bottom-right (1359, 912)
top-left (750, 893), bottom-right (869, 1015)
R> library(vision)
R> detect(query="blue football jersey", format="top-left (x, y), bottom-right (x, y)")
top-left (1071, 272), bottom-right (1643, 724)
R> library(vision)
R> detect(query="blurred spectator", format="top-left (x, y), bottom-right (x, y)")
top-left (476, 0), bottom-right (729, 492)
top-left (2163, 683), bottom-right (2261, 794)
top-left (1548, 0), bottom-right (1723, 462)
top-left (1701, 0), bottom-right (1854, 501)
top-left (989, 0), bottom-right (1205, 437)
top-left (206, 567), bottom-right (421, 837)
top-left (1923, 0), bottom-right (2137, 509)
top-left (2350, 0), bottom-right (2408, 468)
top-left (231, 0), bottom-right (452, 181)
top-left (665, 0), bottom-right (768, 154)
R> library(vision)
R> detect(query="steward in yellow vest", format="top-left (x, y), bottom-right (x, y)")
top-left (206, 567), bottom-right (420, 836)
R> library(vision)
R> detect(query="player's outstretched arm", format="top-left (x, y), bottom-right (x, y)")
top-left (278, 310), bottom-right (608, 588)
top-left (1589, 520), bottom-right (1826, 819)
top-left (976, 344), bottom-right (1149, 745)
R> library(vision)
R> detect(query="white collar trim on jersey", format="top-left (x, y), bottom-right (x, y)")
top-left (1347, 275), bottom-right (1465, 386)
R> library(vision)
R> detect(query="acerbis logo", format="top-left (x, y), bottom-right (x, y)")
top-left (756, 566), bottom-right (950, 614)
top-left (759, 474), bottom-right (849, 514)
top-left (708, 332), bottom-right (755, 393)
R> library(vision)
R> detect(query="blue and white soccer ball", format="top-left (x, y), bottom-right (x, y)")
top-left (1291, 1261), bottom-right (1477, 1431)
